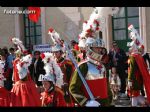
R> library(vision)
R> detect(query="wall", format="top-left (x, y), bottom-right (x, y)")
top-left (0, 7), bottom-right (15, 48)
top-left (146, 7), bottom-right (150, 52)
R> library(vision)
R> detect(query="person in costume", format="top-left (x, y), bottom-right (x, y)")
top-left (127, 24), bottom-right (150, 107)
top-left (77, 38), bottom-right (87, 63)
top-left (48, 28), bottom-right (75, 107)
top-left (39, 53), bottom-right (66, 107)
top-left (69, 7), bottom-right (120, 107)
top-left (0, 57), bottom-right (11, 107)
top-left (69, 37), bottom-right (112, 107)
top-left (11, 38), bottom-right (32, 84)
top-left (10, 54), bottom-right (41, 107)
top-left (70, 40), bottom-right (80, 62)
top-left (138, 45), bottom-right (150, 97)
top-left (12, 49), bottom-right (22, 84)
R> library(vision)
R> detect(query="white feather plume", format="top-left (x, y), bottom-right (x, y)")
top-left (48, 28), bottom-right (62, 46)
top-left (11, 37), bottom-right (26, 53)
top-left (17, 54), bottom-right (32, 80)
top-left (78, 7), bottom-right (119, 47)
top-left (40, 52), bottom-right (64, 88)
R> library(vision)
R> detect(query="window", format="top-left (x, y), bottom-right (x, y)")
top-left (112, 7), bottom-right (139, 51)
top-left (23, 7), bottom-right (42, 50)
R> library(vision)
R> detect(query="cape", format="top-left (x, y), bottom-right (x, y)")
top-left (133, 53), bottom-right (150, 103)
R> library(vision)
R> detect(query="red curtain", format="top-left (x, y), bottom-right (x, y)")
top-left (28, 7), bottom-right (41, 23)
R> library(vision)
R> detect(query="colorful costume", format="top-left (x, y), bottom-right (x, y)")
top-left (12, 58), bottom-right (20, 83)
top-left (41, 86), bottom-right (66, 107)
top-left (39, 53), bottom-right (66, 107)
top-left (127, 25), bottom-right (150, 106)
top-left (49, 28), bottom-right (75, 107)
top-left (10, 54), bottom-right (41, 107)
top-left (69, 7), bottom-right (120, 107)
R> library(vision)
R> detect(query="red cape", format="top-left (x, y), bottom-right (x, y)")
top-left (0, 86), bottom-right (11, 107)
top-left (10, 80), bottom-right (41, 107)
top-left (133, 53), bottom-right (150, 103)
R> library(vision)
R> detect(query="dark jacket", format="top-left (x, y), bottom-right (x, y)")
top-left (108, 48), bottom-right (128, 69)
top-left (29, 57), bottom-right (45, 86)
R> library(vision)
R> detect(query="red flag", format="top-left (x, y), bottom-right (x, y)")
top-left (28, 7), bottom-right (41, 23)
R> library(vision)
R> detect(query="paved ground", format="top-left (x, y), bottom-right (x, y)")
top-left (114, 96), bottom-right (131, 107)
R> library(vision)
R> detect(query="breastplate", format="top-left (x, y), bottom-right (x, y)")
top-left (85, 62), bottom-right (106, 80)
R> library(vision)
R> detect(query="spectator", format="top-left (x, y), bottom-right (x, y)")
top-left (29, 51), bottom-right (45, 93)
top-left (101, 48), bottom-right (110, 78)
top-left (108, 41), bottom-right (128, 97)
top-left (4, 48), bottom-right (15, 90)
top-left (109, 67), bottom-right (121, 100)
top-left (70, 40), bottom-right (79, 51)
top-left (2, 47), bottom-right (9, 58)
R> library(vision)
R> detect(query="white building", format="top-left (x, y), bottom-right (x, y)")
top-left (0, 7), bottom-right (149, 52)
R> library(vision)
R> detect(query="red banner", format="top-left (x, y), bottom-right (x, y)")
top-left (28, 7), bottom-right (41, 23)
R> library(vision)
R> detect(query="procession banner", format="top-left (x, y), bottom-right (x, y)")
top-left (33, 44), bottom-right (51, 53)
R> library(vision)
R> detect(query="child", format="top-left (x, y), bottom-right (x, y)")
top-left (39, 53), bottom-right (66, 107)
top-left (109, 67), bottom-right (121, 100)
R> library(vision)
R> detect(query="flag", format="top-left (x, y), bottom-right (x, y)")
top-left (28, 7), bottom-right (41, 23)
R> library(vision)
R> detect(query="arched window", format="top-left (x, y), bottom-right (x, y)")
top-left (23, 7), bottom-right (42, 50)
top-left (112, 7), bottom-right (139, 51)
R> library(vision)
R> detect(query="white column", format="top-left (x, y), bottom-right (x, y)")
top-left (139, 7), bottom-right (147, 51)
top-left (102, 18), bottom-right (107, 49)
top-left (14, 7), bottom-right (21, 39)
top-left (102, 16), bottom-right (110, 51)
top-left (41, 7), bottom-right (46, 44)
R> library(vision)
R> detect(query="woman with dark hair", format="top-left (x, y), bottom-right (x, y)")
top-left (29, 51), bottom-right (45, 93)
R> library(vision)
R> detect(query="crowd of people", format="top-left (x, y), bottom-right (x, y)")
top-left (1, 7), bottom-right (150, 107)
top-left (0, 26), bottom-right (150, 107)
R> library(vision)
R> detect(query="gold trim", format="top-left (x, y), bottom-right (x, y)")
top-left (80, 97), bottom-right (87, 106)
top-left (73, 94), bottom-right (84, 98)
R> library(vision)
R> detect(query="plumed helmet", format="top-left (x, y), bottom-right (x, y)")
top-left (38, 74), bottom-right (55, 83)
top-left (78, 38), bottom-right (86, 48)
top-left (11, 37), bottom-right (27, 55)
top-left (39, 52), bottom-right (64, 88)
top-left (128, 24), bottom-right (144, 54)
top-left (85, 37), bottom-right (105, 48)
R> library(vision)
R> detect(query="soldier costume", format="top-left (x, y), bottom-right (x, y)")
top-left (127, 25), bottom-right (150, 107)
top-left (69, 7), bottom-right (119, 107)
top-left (48, 28), bottom-right (75, 107)
top-left (38, 53), bottom-right (66, 107)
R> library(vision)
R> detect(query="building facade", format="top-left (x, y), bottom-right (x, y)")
top-left (0, 7), bottom-right (149, 53)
